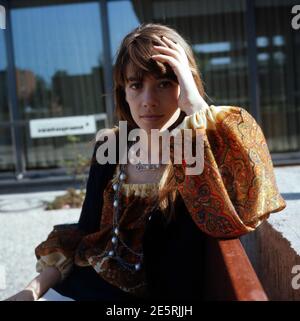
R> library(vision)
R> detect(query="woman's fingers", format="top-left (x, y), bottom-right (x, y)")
top-left (154, 36), bottom-right (188, 65)
top-left (161, 36), bottom-right (186, 56)
top-left (153, 35), bottom-right (168, 47)
top-left (151, 54), bottom-right (179, 70)
top-left (153, 45), bottom-right (180, 60)
top-left (161, 36), bottom-right (178, 49)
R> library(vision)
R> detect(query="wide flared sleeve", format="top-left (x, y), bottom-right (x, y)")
top-left (35, 140), bottom-right (107, 280)
top-left (35, 224), bottom-right (83, 281)
top-left (171, 105), bottom-right (286, 238)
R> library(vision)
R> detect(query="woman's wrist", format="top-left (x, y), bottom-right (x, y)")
top-left (24, 285), bottom-right (39, 301)
top-left (181, 98), bottom-right (209, 116)
top-left (24, 266), bottom-right (62, 301)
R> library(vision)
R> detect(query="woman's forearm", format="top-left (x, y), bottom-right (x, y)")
top-left (25, 266), bottom-right (62, 300)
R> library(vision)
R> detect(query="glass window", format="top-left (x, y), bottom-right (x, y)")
top-left (108, 0), bottom-right (140, 61)
top-left (255, 0), bottom-right (300, 152)
top-left (10, 1), bottom-right (106, 170)
top-left (0, 23), bottom-right (8, 121)
top-left (0, 127), bottom-right (15, 172)
top-left (0, 22), bottom-right (15, 171)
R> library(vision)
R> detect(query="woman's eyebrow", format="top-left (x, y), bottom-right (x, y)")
top-left (126, 76), bottom-right (141, 82)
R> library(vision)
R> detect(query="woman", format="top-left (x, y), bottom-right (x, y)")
top-left (6, 23), bottom-right (285, 301)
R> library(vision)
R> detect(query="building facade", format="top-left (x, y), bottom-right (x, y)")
top-left (0, 0), bottom-right (299, 185)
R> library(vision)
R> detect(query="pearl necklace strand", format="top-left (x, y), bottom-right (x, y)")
top-left (109, 164), bottom-right (143, 272)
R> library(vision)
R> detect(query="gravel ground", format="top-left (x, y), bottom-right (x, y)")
top-left (0, 191), bottom-right (80, 300)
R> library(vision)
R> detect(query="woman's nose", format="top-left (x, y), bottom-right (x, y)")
top-left (142, 87), bottom-right (158, 108)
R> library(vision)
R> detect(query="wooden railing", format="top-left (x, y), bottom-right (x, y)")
top-left (203, 236), bottom-right (268, 301)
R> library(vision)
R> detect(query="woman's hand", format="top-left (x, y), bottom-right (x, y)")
top-left (151, 36), bottom-right (208, 115)
top-left (4, 289), bottom-right (36, 301)
top-left (4, 266), bottom-right (61, 302)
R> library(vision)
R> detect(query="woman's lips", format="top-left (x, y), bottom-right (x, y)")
top-left (140, 115), bottom-right (164, 121)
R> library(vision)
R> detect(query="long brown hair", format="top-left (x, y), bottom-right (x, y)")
top-left (113, 23), bottom-right (206, 221)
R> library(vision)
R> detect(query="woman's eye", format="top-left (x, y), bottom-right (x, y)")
top-left (129, 82), bottom-right (142, 89)
top-left (158, 80), bottom-right (172, 88)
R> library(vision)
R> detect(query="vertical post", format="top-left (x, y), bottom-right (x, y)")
top-left (245, 0), bottom-right (261, 124)
top-left (99, 0), bottom-right (115, 127)
top-left (4, 2), bottom-right (26, 179)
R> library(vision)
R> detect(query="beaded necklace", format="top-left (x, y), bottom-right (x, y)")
top-left (108, 164), bottom-right (143, 271)
top-left (108, 158), bottom-right (165, 272)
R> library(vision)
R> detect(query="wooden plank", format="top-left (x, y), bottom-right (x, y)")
top-left (204, 236), bottom-right (268, 301)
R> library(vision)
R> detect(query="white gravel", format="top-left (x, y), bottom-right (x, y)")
top-left (0, 191), bottom-right (80, 300)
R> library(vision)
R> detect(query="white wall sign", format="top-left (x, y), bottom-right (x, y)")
top-left (29, 115), bottom-right (96, 138)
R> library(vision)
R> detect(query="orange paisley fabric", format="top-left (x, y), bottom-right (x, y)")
top-left (172, 105), bottom-right (286, 237)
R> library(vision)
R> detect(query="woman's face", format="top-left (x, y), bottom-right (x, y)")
top-left (124, 65), bottom-right (181, 133)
